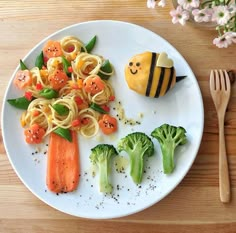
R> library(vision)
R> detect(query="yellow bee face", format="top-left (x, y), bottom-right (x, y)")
top-left (124, 52), bottom-right (177, 98)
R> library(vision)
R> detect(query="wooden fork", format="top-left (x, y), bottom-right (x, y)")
top-left (210, 70), bottom-right (231, 203)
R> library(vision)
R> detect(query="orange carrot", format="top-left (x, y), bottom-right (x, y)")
top-left (46, 131), bottom-right (80, 193)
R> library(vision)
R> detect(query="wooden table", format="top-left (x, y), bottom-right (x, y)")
top-left (0, 1), bottom-right (236, 232)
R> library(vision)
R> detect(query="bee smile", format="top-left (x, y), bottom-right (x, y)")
top-left (130, 69), bottom-right (138, 75)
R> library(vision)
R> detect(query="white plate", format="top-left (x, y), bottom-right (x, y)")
top-left (1, 20), bottom-right (204, 219)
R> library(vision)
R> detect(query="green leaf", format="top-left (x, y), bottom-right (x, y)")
top-left (61, 56), bottom-right (71, 77)
top-left (89, 102), bottom-right (108, 114)
top-left (35, 51), bottom-right (44, 69)
top-left (7, 96), bottom-right (32, 110)
top-left (53, 127), bottom-right (72, 142)
top-left (20, 60), bottom-right (28, 70)
top-left (98, 60), bottom-right (112, 80)
top-left (52, 103), bottom-right (69, 116)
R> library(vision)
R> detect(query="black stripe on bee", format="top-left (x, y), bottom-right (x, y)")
top-left (154, 67), bottom-right (165, 98)
top-left (165, 67), bottom-right (174, 94)
top-left (145, 52), bottom-right (157, 96)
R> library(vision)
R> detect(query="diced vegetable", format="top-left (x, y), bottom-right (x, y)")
top-left (90, 102), bottom-right (108, 114)
top-left (46, 131), bottom-right (80, 193)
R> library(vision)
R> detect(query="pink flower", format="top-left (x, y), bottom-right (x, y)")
top-left (177, 0), bottom-right (200, 10)
top-left (147, 0), bottom-right (157, 8)
top-left (212, 6), bottom-right (231, 26)
top-left (213, 34), bottom-right (232, 48)
top-left (192, 8), bottom-right (213, 22)
top-left (170, 6), bottom-right (190, 25)
top-left (225, 32), bottom-right (236, 44)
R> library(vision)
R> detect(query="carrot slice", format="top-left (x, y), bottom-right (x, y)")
top-left (99, 114), bottom-right (118, 135)
top-left (46, 131), bottom-right (80, 193)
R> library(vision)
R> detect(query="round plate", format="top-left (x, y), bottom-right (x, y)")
top-left (1, 20), bottom-right (204, 219)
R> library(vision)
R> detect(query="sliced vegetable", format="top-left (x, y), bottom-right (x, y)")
top-left (90, 102), bottom-right (108, 114)
top-left (85, 35), bottom-right (97, 53)
top-left (35, 51), bottom-right (44, 69)
top-left (20, 59), bottom-right (28, 70)
top-left (83, 75), bottom-right (104, 95)
top-left (48, 69), bottom-right (68, 90)
top-left (46, 131), bottom-right (80, 193)
top-left (61, 56), bottom-right (71, 77)
top-left (24, 124), bottom-right (46, 144)
top-left (98, 60), bottom-right (113, 80)
top-left (7, 96), bottom-right (32, 110)
top-left (39, 88), bottom-right (58, 99)
top-left (13, 70), bottom-right (32, 90)
top-left (43, 40), bottom-right (63, 59)
top-left (52, 103), bottom-right (69, 116)
top-left (99, 114), bottom-right (118, 135)
top-left (81, 35), bottom-right (97, 53)
top-left (53, 127), bottom-right (72, 142)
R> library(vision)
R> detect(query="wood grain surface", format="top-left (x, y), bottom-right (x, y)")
top-left (0, 1), bottom-right (236, 232)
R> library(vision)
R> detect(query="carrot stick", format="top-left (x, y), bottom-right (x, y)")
top-left (46, 131), bottom-right (80, 193)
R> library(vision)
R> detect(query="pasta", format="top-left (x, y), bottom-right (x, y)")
top-left (14, 35), bottom-right (117, 143)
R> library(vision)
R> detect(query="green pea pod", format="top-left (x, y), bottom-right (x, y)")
top-left (20, 59), bottom-right (28, 70)
top-left (53, 127), bottom-right (72, 142)
top-left (39, 88), bottom-right (58, 99)
top-left (35, 51), bottom-right (44, 69)
top-left (52, 103), bottom-right (69, 116)
top-left (7, 96), bottom-right (32, 110)
top-left (61, 56), bottom-right (71, 77)
top-left (81, 35), bottom-right (97, 53)
top-left (90, 102), bottom-right (107, 114)
top-left (98, 60), bottom-right (113, 80)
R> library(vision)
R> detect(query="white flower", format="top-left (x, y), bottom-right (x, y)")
top-left (170, 6), bottom-right (190, 25)
top-left (228, 3), bottom-right (236, 15)
top-left (158, 0), bottom-right (166, 7)
top-left (225, 31), bottom-right (236, 43)
top-left (147, 0), bottom-right (157, 8)
top-left (212, 6), bottom-right (231, 26)
top-left (192, 8), bottom-right (213, 22)
top-left (213, 34), bottom-right (232, 48)
top-left (177, 0), bottom-right (200, 10)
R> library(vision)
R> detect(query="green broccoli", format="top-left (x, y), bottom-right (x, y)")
top-left (151, 124), bottom-right (187, 174)
top-left (90, 144), bottom-right (118, 193)
top-left (117, 132), bottom-right (154, 184)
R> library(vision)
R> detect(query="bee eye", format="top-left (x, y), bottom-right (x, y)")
top-left (129, 62), bottom-right (133, 66)
top-left (136, 62), bottom-right (140, 67)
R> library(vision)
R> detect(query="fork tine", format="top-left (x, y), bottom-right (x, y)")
top-left (214, 69), bottom-right (220, 90)
top-left (224, 70), bottom-right (231, 91)
top-left (210, 70), bottom-right (216, 90)
top-left (219, 70), bottom-right (226, 91)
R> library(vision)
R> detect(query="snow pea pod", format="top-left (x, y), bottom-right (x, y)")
top-left (81, 35), bottom-right (97, 53)
top-left (61, 56), bottom-right (71, 77)
top-left (90, 102), bottom-right (108, 114)
top-left (7, 96), bottom-right (32, 110)
top-left (20, 59), bottom-right (28, 70)
top-left (35, 51), bottom-right (44, 69)
top-left (39, 88), bottom-right (58, 99)
top-left (98, 60), bottom-right (112, 80)
top-left (53, 127), bottom-right (72, 142)
top-left (52, 103), bottom-right (69, 116)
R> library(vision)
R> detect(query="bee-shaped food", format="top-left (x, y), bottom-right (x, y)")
top-left (124, 51), bottom-right (184, 98)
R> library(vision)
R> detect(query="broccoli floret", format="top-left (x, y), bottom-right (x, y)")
top-left (90, 144), bottom-right (118, 193)
top-left (151, 124), bottom-right (187, 174)
top-left (117, 132), bottom-right (154, 184)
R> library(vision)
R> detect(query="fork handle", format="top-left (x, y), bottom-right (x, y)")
top-left (218, 115), bottom-right (231, 203)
